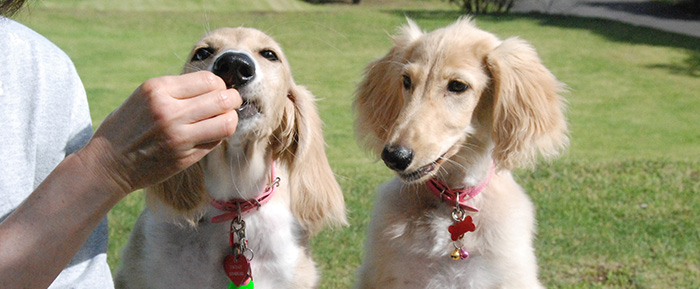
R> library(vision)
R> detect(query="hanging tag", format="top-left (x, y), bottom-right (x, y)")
top-left (448, 215), bottom-right (476, 241)
top-left (223, 254), bottom-right (252, 287)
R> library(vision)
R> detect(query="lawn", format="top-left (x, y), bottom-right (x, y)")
top-left (15, 0), bottom-right (700, 288)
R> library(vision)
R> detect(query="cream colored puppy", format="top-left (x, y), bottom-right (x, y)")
top-left (354, 18), bottom-right (568, 288)
top-left (115, 27), bottom-right (346, 289)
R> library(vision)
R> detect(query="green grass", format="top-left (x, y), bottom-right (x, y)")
top-left (522, 160), bottom-right (700, 288)
top-left (15, 0), bottom-right (700, 288)
top-left (33, 0), bottom-right (319, 12)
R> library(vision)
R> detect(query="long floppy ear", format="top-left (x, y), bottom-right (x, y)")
top-left (486, 37), bottom-right (569, 170)
top-left (354, 18), bottom-right (423, 156)
top-left (275, 85), bottom-right (347, 236)
top-left (144, 164), bottom-right (210, 226)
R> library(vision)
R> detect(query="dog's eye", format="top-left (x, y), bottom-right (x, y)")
top-left (191, 47), bottom-right (215, 62)
top-left (447, 80), bottom-right (469, 93)
top-left (260, 49), bottom-right (279, 62)
top-left (402, 75), bottom-right (412, 90)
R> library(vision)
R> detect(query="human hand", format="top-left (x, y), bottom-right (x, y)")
top-left (77, 71), bottom-right (241, 195)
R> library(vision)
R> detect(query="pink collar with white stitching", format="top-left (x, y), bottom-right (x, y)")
top-left (209, 162), bottom-right (280, 223)
top-left (425, 163), bottom-right (495, 212)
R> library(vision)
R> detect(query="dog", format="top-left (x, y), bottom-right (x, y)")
top-left (115, 27), bottom-right (346, 289)
top-left (353, 18), bottom-right (568, 288)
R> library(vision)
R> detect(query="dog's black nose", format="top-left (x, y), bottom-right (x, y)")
top-left (381, 145), bottom-right (414, 172)
top-left (212, 52), bottom-right (255, 88)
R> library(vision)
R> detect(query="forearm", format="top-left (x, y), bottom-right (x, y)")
top-left (0, 150), bottom-right (126, 289)
top-left (0, 71), bottom-right (239, 288)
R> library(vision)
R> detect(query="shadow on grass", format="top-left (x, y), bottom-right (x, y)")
top-left (586, 0), bottom-right (698, 21)
top-left (384, 9), bottom-right (700, 77)
top-left (528, 13), bottom-right (700, 77)
top-left (648, 49), bottom-right (700, 77)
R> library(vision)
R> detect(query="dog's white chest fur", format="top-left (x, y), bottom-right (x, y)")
top-left (132, 200), bottom-right (300, 289)
top-left (355, 177), bottom-right (544, 289)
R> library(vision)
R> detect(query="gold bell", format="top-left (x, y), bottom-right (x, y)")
top-left (450, 249), bottom-right (461, 260)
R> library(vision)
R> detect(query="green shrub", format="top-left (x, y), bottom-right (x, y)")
top-left (445, 0), bottom-right (515, 13)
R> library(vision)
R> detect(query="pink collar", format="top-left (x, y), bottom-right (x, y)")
top-left (209, 162), bottom-right (280, 223)
top-left (426, 163), bottom-right (495, 212)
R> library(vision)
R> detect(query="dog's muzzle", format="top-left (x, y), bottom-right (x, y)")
top-left (213, 52), bottom-right (255, 88)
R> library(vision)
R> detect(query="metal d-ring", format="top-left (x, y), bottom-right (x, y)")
top-left (451, 191), bottom-right (466, 222)
top-left (243, 247), bottom-right (255, 261)
top-left (263, 177), bottom-right (281, 194)
top-left (270, 177), bottom-right (281, 188)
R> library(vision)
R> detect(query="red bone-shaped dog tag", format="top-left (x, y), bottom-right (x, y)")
top-left (223, 254), bottom-right (252, 287)
top-left (448, 215), bottom-right (476, 241)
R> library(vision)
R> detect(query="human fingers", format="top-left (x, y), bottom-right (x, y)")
top-left (142, 71), bottom-right (226, 100)
top-left (180, 88), bottom-right (242, 123)
top-left (184, 109), bottom-right (239, 145)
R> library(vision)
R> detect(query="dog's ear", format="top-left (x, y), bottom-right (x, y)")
top-left (274, 85), bottom-right (347, 236)
top-left (354, 18), bottom-right (423, 156)
top-left (144, 164), bottom-right (210, 226)
top-left (486, 37), bottom-right (569, 170)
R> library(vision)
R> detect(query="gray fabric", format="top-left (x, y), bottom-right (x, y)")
top-left (0, 18), bottom-right (114, 288)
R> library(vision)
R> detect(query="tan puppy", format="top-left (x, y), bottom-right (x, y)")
top-left (115, 27), bottom-right (346, 289)
top-left (354, 18), bottom-right (567, 288)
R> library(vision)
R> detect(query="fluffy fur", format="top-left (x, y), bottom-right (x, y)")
top-left (115, 27), bottom-right (346, 289)
top-left (353, 18), bottom-right (568, 288)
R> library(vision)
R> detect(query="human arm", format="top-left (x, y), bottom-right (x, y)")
top-left (0, 71), bottom-right (240, 289)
